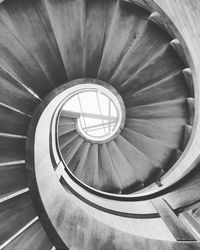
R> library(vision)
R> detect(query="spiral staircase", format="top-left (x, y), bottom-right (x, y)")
top-left (0, 0), bottom-right (200, 249)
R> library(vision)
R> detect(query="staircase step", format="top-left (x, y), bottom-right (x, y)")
top-left (0, 105), bottom-right (30, 136)
top-left (126, 99), bottom-right (189, 122)
top-left (148, 11), bottom-right (174, 38)
top-left (0, 162), bottom-right (27, 198)
top-left (83, 0), bottom-right (116, 77)
top-left (0, 66), bottom-right (40, 115)
top-left (114, 135), bottom-right (161, 185)
top-left (110, 20), bottom-right (171, 89)
top-left (58, 124), bottom-right (76, 137)
top-left (4, 220), bottom-right (53, 250)
top-left (121, 127), bottom-right (175, 169)
top-left (74, 143), bottom-right (90, 180)
top-left (0, 135), bottom-right (25, 163)
top-left (59, 116), bottom-right (75, 126)
top-left (182, 68), bottom-right (194, 97)
top-left (106, 140), bottom-right (141, 192)
top-left (60, 110), bottom-right (80, 119)
top-left (97, 0), bottom-right (149, 81)
top-left (187, 97), bottom-right (194, 126)
top-left (61, 136), bottom-right (84, 165)
top-left (120, 46), bottom-right (184, 94)
top-left (68, 141), bottom-right (90, 173)
top-left (165, 149), bottom-right (182, 173)
top-left (122, 70), bottom-right (188, 107)
top-left (59, 131), bottom-right (79, 151)
top-left (181, 125), bottom-right (192, 151)
top-left (0, 21), bottom-right (54, 98)
top-left (1, 0), bottom-right (67, 88)
top-left (80, 144), bottom-right (98, 187)
top-left (98, 143), bottom-right (121, 192)
top-left (43, 0), bottom-right (85, 79)
top-left (0, 192), bottom-right (36, 246)
top-left (170, 39), bottom-right (188, 66)
top-left (123, 0), bottom-right (152, 11)
top-left (125, 118), bottom-right (185, 148)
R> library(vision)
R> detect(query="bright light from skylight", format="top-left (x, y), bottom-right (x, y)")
top-left (60, 84), bottom-right (123, 142)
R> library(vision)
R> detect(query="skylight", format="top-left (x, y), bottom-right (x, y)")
top-left (60, 84), bottom-right (124, 142)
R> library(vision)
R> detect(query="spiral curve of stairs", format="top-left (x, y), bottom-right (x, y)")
top-left (0, 0), bottom-right (200, 249)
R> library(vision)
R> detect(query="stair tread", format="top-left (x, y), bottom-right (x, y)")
top-left (126, 99), bottom-right (189, 121)
top-left (1, 0), bottom-right (67, 88)
top-left (0, 105), bottom-right (30, 136)
top-left (114, 135), bottom-right (161, 184)
top-left (106, 140), bottom-right (141, 192)
top-left (59, 116), bottom-right (75, 126)
top-left (187, 97), bottom-right (194, 126)
top-left (122, 71), bottom-right (189, 107)
top-left (80, 144), bottom-right (98, 187)
top-left (4, 220), bottom-right (53, 250)
top-left (97, 1), bottom-right (149, 81)
top-left (0, 192), bottom-right (36, 246)
top-left (0, 163), bottom-right (27, 198)
top-left (58, 123), bottom-right (76, 137)
top-left (0, 20), bottom-right (54, 98)
top-left (181, 124), bottom-right (192, 151)
top-left (74, 143), bottom-right (90, 179)
top-left (60, 110), bottom-right (80, 119)
top-left (98, 143), bottom-right (121, 192)
top-left (125, 118), bottom-right (185, 148)
top-left (182, 68), bottom-right (194, 97)
top-left (43, 0), bottom-right (85, 79)
top-left (121, 127), bottom-right (175, 168)
top-left (61, 136), bottom-right (84, 165)
top-left (0, 135), bottom-right (25, 163)
top-left (68, 141), bottom-right (90, 173)
top-left (0, 66), bottom-right (40, 115)
top-left (110, 21), bottom-right (171, 89)
top-left (83, 0), bottom-right (116, 77)
top-left (120, 43), bottom-right (185, 94)
top-left (59, 131), bottom-right (79, 150)
top-left (170, 38), bottom-right (188, 66)
top-left (148, 11), bottom-right (174, 38)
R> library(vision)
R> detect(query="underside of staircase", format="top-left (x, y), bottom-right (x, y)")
top-left (0, 0), bottom-right (200, 249)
